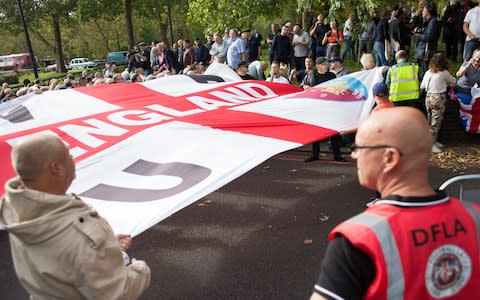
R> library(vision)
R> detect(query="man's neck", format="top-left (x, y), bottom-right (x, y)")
top-left (378, 173), bottom-right (436, 199)
top-left (23, 179), bottom-right (67, 196)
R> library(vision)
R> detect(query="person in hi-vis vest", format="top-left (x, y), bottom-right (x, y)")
top-left (310, 107), bottom-right (480, 300)
top-left (386, 50), bottom-right (422, 111)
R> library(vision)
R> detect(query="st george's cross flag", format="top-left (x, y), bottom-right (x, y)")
top-left (0, 64), bottom-right (384, 236)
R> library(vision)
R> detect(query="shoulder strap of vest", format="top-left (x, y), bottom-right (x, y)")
top-left (342, 212), bottom-right (405, 298)
top-left (462, 201), bottom-right (480, 247)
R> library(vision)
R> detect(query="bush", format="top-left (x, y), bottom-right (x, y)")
top-left (0, 73), bottom-right (19, 85)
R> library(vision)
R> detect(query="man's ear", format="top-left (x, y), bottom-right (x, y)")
top-left (383, 148), bottom-right (401, 173)
top-left (48, 160), bottom-right (64, 177)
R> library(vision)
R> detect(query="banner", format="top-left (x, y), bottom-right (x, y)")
top-left (0, 65), bottom-right (384, 236)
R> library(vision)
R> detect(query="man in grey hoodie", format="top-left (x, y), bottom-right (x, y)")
top-left (0, 133), bottom-right (150, 299)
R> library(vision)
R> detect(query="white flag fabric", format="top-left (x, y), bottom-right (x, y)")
top-left (0, 65), bottom-right (384, 236)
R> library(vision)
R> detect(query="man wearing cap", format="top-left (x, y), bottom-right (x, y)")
top-left (372, 81), bottom-right (394, 111)
top-left (386, 50), bottom-right (421, 109)
top-left (302, 57), bottom-right (346, 162)
top-left (329, 56), bottom-right (348, 77)
top-left (301, 57), bottom-right (335, 88)
top-left (309, 107), bottom-right (480, 300)
top-left (236, 61), bottom-right (254, 80)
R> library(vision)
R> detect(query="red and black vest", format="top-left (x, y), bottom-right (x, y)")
top-left (331, 197), bottom-right (480, 299)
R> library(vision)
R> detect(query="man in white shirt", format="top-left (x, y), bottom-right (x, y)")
top-left (209, 33), bottom-right (228, 63)
top-left (341, 13), bottom-right (357, 62)
top-left (226, 29), bottom-right (246, 69)
top-left (266, 61), bottom-right (289, 83)
top-left (463, 2), bottom-right (480, 60)
top-left (292, 24), bottom-right (310, 71)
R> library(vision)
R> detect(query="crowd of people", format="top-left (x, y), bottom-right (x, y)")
top-left (1, 1), bottom-right (479, 154)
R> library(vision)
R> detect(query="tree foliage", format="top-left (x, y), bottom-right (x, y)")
top-left (187, 0), bottom-right (283, 33)
top-left (0, 0), bottom-right (430, 65)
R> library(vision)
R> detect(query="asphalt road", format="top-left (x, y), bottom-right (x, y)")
top-left (1, 148), bottom-right (479, 300)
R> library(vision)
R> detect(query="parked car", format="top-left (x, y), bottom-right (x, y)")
top-left (45, 63), bottom-right (72, 72)
top-left (107, 51), bottom-right (129, 65)
top-left (69, 57), bottom-right (97, 70)
top-left (45, 64), bottom-right (57, 72)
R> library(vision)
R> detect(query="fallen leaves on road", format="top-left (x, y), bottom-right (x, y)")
top-left (197, 199), bottom-right (213, 207)
top-left (430, 147), bottom-right (480, 170)
top-left (319, 214), bottom-right (330, 222)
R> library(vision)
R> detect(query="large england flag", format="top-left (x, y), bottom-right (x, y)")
top-left (0, 64), bottom-right (384, 236)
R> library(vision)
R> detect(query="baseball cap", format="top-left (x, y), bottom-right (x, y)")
top-left (372, 82), bottom-right (389, 97)
top-left (329, 56), bottom-right (341, 62)
top-left (315, 57), bottom-right (329, 65)
top-left (236, 61), bottom-right (248, 70)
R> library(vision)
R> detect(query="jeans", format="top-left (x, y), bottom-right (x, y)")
top-left (268, 48), bottom-right (274, 64)
top-left (341, 36), bottom-right (356, 62)
top-left (463, 39), bottom-right (480, 61)
top-left (316, 45), bottom-right (327, 58)
top-left (373, 41), bottom-right (388, 66)
top-left (294, 56), bottom-right (306, 71)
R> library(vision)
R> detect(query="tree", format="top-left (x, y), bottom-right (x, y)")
top-left (33, 0), bottom-right (78, 72)
top-left (187, 0), bottom-right (281, 34)
top-left (0, 0), bottom-right (78, 73)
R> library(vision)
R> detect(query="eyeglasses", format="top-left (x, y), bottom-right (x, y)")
top-left (351, 143), bottom-right (403, 156)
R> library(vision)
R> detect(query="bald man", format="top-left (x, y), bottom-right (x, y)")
top-left (0, 134), bottom-right (150, 299)
top-left (310, 107), bottom-right (480, 300)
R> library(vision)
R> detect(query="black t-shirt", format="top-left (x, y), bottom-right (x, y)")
top-left (313, 192), bottom-right (448, 300)
top-left (245, 37), bottom-right (262, 63)
top-left (302, 70), bottom-right (336, 87)
top-left (239, 74), bottom-right (255, 80)
top-left (314, 24), bottom-right (331, 46)
top-left (272, 35), bottom-right (292, 64)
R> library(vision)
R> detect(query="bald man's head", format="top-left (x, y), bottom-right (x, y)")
top-left (358, 107), bottom-right (432, 158)
top-left (354, 107), bottom-right (433, 192)
top-left (11, 134), bottom-right (75, 191)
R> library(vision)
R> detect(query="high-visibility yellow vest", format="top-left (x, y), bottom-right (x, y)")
top-left (388, 64), bottom-right (420, 102)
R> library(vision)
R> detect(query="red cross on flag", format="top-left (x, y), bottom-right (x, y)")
top-left (0, 64), bottom-right (384, 236)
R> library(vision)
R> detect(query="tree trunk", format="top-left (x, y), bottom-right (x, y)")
top-left (125, 0), bottom-right (135, 50)
top-left (53, 17), bottom-right (66, 73)
top-left (301, 7), bottom-right (309, 29)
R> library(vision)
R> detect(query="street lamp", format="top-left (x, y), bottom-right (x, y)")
top-left (16, 0), bottom-right (39, 79)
